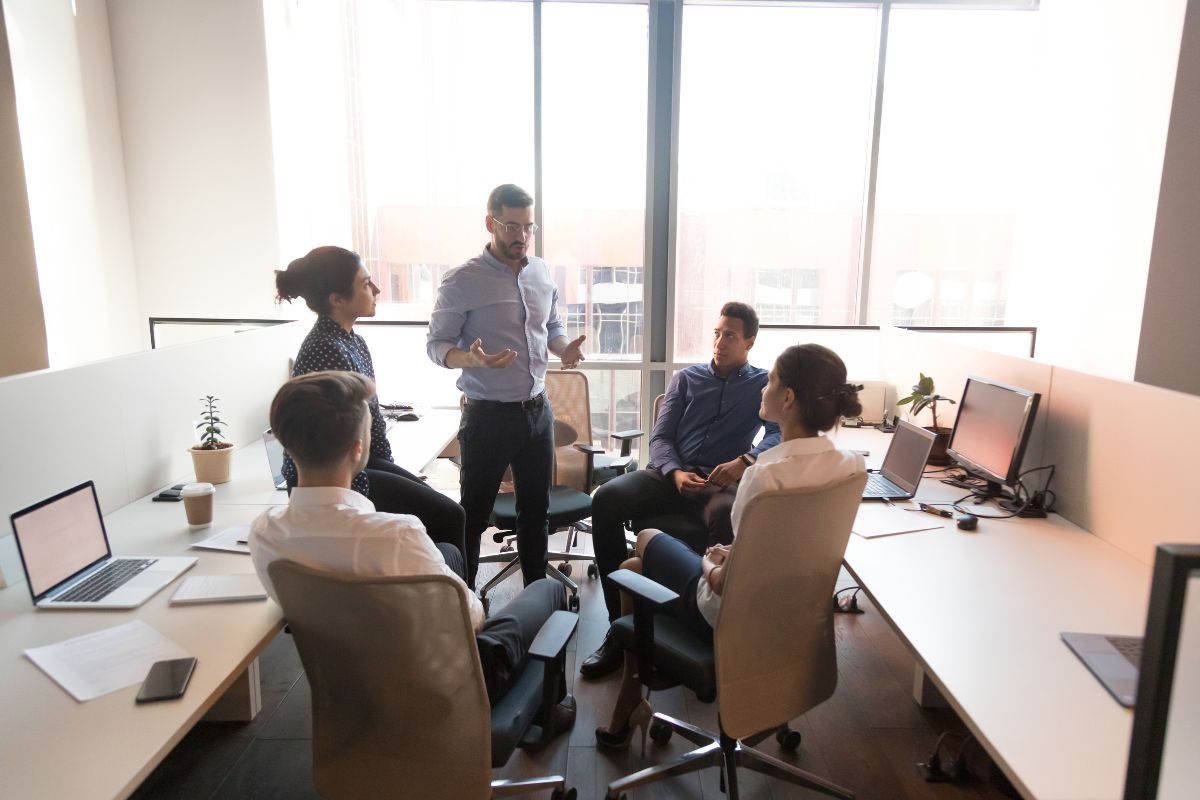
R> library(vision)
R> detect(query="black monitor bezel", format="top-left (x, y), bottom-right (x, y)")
top-left (945, 374), bottom-right (1041, 489)
top-left (1124, 543), bottom-right (1200, 799)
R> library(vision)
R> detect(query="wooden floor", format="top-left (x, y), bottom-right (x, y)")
top-left (133, 466), bottom-right (1020, 799)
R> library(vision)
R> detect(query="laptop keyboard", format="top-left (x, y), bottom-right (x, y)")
top-left (865, 473), bottom-right (900, 495)
top-left (56, 559), bottom-right (154, 602)
top-left (1105, 635), bottom-right (1143, 668)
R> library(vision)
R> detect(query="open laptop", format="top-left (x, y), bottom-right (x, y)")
top-left (1060, 632), bottom-right (1141, 707)
top-left (862, 419), bottom-right (937, 500)
top-left (10, 481), bottom-right (196, 609)
top-left (262, 429), bottom-right (288, 490)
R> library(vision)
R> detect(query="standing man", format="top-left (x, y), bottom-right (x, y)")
top-left (427, 184), bottom-right (586, 589)
top-left (580, 301), bottom-right (780, 678)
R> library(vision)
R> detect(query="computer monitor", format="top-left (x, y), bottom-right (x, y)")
top-left (945, 375), bottom-right (1040, 500)
top-left (1124, 543), bottom-right (1200, 800)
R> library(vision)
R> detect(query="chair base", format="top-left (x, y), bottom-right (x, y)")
top-left (478, 524), bottom-right (596, 612)
top-left (491, 774), bottom-right (571, 799)
top-left (604, 712), bottom-right (853, 800)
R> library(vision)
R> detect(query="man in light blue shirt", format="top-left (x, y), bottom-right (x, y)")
top-left (427, 184), bottom-right (586, 588)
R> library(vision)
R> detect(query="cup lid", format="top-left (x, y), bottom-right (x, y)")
top-left (181, 482), bottom-right (215, 497)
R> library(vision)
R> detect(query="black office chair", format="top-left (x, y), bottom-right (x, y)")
top-left (268, 561), bottom-right (579, 799)
top-left (602, 474), bottom-right (867, 800)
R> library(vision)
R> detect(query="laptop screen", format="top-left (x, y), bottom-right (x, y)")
top-left (879, 420), bottom-right (934, 494)
top-left (11, 482), bottom-right (110, 600)
top-left (262, 430), bottom-right (286, 486)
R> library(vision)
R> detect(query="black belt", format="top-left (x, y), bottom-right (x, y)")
top-left (464, 392), bottom-right (545, 410)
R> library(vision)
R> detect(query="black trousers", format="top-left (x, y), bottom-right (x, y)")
top-left (591, 468), bottom-right (737, 622)
top-left (437, 542), bottom-right (566, 706)
top-left (456, 396), bottom-right (554, 588)
top-left (366, 455), bottom-right (466, 558)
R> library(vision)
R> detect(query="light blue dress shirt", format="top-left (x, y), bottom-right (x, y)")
top-left (427, 246), bottom-right (566, 402)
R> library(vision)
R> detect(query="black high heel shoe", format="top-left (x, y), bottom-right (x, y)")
top-left (595, 699), bottom-right (653, 754)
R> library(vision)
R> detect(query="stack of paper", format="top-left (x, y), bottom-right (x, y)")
top-left (853, 505), bottom-right (947, 539)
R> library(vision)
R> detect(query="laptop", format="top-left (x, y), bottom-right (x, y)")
top-left (862, 419), bottom-right (937, 500)
top-left (262, 429), bottom-right (288, 490)
top-left (10, 481), bottom-right (196, 609)
top-left (1060, 632), bottom-right (1141, 707)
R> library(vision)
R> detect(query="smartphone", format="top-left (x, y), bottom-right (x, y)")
top-left (152, 484), bottom-right (187, 502)
top-left (136, 657), bottom-right (197, 703)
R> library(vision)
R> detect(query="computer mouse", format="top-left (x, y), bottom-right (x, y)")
top-left (956, 514), bottom-right (979, 531)
top-left (396, 411), bottom-right (420, 422)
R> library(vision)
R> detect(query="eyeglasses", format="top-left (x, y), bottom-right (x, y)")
top-left (491, 218), bottom-right (539, 237)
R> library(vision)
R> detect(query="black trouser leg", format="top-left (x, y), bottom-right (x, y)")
top-left (366, 455), bottom-right (466, 557)
top-left (476, 578), bottom-right (566, 704)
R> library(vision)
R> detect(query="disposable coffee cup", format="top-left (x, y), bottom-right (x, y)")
top-left (181, 482), bottom-right (215, 529)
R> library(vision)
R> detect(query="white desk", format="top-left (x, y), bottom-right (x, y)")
top-left (0, 500), bottom-right (282, 800)
top-left (835, 427), bottom-right (1151, 800)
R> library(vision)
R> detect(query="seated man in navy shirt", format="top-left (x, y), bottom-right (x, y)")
top-left (580, 301), bottom-right (781, 678)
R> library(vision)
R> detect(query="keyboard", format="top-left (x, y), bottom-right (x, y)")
top-left (864, 473), bottom-right (901, 495)
top-left (56, 559), bottom-right (154, 602)
top-left (1105, 635), bottom-right (1143, 668)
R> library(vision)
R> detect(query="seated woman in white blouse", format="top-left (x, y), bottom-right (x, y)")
top-left (594, 343), bottom-right (867, 751)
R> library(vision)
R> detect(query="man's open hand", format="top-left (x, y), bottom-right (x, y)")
top-left (466, 338), bottom-right (517, 369)
top-left (558, 334), bottom-right (586, 369)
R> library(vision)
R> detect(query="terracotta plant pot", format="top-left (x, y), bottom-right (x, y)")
top-left (190, 444), bottom-right (234, 485)
top-left (925, 427), bottom-right (953, 466)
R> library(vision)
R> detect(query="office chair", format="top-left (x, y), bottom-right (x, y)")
top-left (603, 473), bottom-right (868, 800)
top-left (479, 370), bottom-right (641, 613)
top-left (268, 561), bottom-right (579, 800)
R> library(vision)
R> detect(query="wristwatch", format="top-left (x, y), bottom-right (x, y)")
top-left (739, 453), bottom-right (756, 467)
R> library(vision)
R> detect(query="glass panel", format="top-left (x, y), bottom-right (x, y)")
top-left (582, 369), bottom-right (643, 448)
top-left (868, 9), bottom-right (1039, 326)
top-left (674, 2), bottom-right (877, 362)
top-left (354, 0), bottom-right (533, 319)
top-left (542, 2), bottom-right (648, 361)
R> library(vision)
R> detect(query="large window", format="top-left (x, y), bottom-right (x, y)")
top-left (673, 2), bottom-right (878, 361)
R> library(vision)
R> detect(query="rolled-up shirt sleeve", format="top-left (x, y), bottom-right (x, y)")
top-left (546, 283), bottom-right (566, 345)
top-left (426, 272), bottom-right (466, 368)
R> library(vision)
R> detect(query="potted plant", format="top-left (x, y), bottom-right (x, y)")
top-left (189, 395), bottom-right (234, 484)
top-left (896, 373), bottom-right (957, 465)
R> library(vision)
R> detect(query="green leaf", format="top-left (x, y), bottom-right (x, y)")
top-left (896, 396), bottom-right (914, 406)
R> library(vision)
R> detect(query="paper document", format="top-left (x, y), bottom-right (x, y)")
top-left (171, 574), bottom-right (267, 604)
top-left (24, 620), bottom-right (190, 702)
top-left (191, 525), bottom-right (251, 554)
top-left (853, 505), bottom-right (946, 539)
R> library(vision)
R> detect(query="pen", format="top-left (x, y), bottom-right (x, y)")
top-left (914, 502), bottom-right (952, 518)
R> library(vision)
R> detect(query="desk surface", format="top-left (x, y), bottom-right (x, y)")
top-left (0, 500), bottom-right (282, 800)
top-left (836, 427), bottom-right (1150, 800)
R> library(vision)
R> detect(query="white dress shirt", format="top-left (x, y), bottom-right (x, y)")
top-left (696, 435), bottom-right (866, 627)
top-left (250, 486), bottom-right (484, 631)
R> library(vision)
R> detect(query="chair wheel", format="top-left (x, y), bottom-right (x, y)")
top-left (649, 720), bottom-right (673, 745)
top-left (587, 563), bottom-right (599, 580)
top-left (492, 531), bottom-right (506, 543)
top-left (550, 788), bottom-right (577, 800)
top-left (500, 544), bottom-right (514, 553)
top-left (559, 562), bottom-right (573, 577)
top-left (776, 726), bottom-right (802, 751)
top-left (567, 593), bottom-right (580, 612)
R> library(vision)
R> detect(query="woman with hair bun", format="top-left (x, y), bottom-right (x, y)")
top-left (594, 343), bottom-right (866, 750)
top-left (274, 246), bottom-right (465, 556)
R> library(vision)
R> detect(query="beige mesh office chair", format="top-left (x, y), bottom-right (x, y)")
top-left (479, 370), bottom-right (641, 612)
top-left (268, 562), bottom-right (577, 800)
top-left (605, 473), bottom-right (868, 800)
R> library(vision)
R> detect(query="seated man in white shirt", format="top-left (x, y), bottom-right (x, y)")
top-left (250, 370), bottom-right (572, 719)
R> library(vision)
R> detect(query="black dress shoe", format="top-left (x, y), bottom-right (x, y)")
top-left (579, 631), bottom-right (624, 679)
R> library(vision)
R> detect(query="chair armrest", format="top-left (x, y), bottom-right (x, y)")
top-left (609, 568), bottom-right (679, 609)
top-left (573, 443), bottom-right (604, 455)
top-left (611, 429), bottom-right (644, 457)
top-left (528, 610), bottom-right (578, 662)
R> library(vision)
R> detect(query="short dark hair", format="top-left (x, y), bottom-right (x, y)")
top-left (487, 184), bottom-right (534, 217)
top-left (720, 301), bottom-right (759, 340)
top-left (274, 246), bottom-right (361, 316)
top-left (269, 371), bottom-right (375, 469)
top-left (774, 344), bottom-right (862, 433)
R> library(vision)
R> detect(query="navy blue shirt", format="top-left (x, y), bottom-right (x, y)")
top-left (648, 362), bottom-right (781, 476)
top-left (281, 316), bottom-right (391, 496)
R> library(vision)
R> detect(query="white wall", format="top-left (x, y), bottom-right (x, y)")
top-left (2, 0), bottom-right (143, 367)
top-left (1006, 0), bottom-right (1188, 380)
top-left (106, 0), bottom-right (286, 322)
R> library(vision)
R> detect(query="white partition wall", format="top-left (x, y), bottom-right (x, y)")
top-left (0, 321), bottom-right (305, 586)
